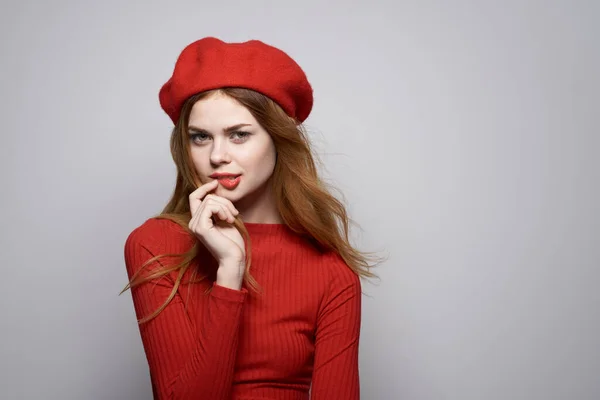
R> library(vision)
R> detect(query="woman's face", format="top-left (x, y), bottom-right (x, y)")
top-left (187, 92), bottom-right (278, 211)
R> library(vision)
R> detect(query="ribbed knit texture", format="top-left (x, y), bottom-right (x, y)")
top-left (124, 218), bottom-right (362, 400)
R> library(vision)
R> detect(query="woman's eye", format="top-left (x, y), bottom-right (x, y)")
top-left (190, 131), bottom-right (249, 144)
top-left (231, 131), bottom-right (250, 141)
top-left (190, 133), bottom-right (209, 143)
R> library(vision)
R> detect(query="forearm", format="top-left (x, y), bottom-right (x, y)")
top-left (168, 282), bottom-right (246, 399)
top-left (168, 262), bottom-right (247, 398)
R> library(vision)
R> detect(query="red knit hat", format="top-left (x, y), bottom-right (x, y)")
top-left (159, 37), bottom-right (313, 125)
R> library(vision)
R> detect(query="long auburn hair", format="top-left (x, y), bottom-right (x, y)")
top-left (121, 88), bottom-right (385, 323)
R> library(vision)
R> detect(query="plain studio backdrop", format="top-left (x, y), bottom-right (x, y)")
top-left (1, 0), bottom-right (598, 399)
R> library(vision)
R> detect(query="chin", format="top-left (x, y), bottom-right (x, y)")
top-left (216, 186), bottom-right (243, 201)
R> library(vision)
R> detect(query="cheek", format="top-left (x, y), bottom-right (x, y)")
top-left (190, 150), bottom-right (209, 176)
top-left (247, 144), bottom-right (276, 177)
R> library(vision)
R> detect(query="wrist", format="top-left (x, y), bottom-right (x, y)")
top-left (216, 260), bottom-right (245, 290)
top-left (218, 258), bottom-right (245, 272)
top-left (215, 272), bottom-right (243, 291)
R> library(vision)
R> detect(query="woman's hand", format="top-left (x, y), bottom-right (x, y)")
top-left (188, 180), bottom-right (246, 287)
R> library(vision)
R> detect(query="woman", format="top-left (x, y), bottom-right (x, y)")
top-left (122, 36), bottom-right (382, 400)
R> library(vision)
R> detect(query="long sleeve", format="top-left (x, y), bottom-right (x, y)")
top-left (310, 263), bottom-right (362, 400)
top-left (124, 223), bottom-right (247, 400)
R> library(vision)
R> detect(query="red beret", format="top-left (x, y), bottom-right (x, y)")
top-left (159, 37), bottom-right (314, 125)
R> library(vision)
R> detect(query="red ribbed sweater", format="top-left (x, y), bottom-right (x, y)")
top-left (124, 218), bottom-right (362, 400)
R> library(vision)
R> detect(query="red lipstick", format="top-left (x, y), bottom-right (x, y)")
top-left (209, 172), bottom-right (241, 190)
top-left (217, 176), bottom-right (241, 189)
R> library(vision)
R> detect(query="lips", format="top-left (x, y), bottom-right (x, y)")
top-left (209, 173), bottom-right (240, 178)
top-left (216, 175), bottom-right (241, 189)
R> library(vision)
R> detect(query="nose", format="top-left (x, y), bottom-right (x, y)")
top-left (209, 140), bottom-right (231, 165)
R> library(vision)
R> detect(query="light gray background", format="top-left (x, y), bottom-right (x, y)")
top-left (1, 0), bottom-right (598, 399)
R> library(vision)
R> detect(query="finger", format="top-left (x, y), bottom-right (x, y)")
top-left (199, 203), bottom-right (232, 230)
top-left (189, 198), bottom-right (230, 232)
top-left (188, 189), bottom-right (218, 231)
top-left (188, 202), bottom-right (203, 231)
top-left (204, 194), bottom-right (240, 217)
top-left (207, 201), bottom-right (236, 224)
top-left (189, 180), bottom-right (219, 215)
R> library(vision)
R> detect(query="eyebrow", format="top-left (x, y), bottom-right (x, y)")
top-left (187, 123), bottom-right (252, 134)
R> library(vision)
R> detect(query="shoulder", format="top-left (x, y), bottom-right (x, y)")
top-left (123, 217), bottom-right (197, 281)
top-left (124, 217), bottom-right (194, 256)
top-left (314, 251), bottom-right (362, 320)
top-left (320, 251), bottom-right (362, 295)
